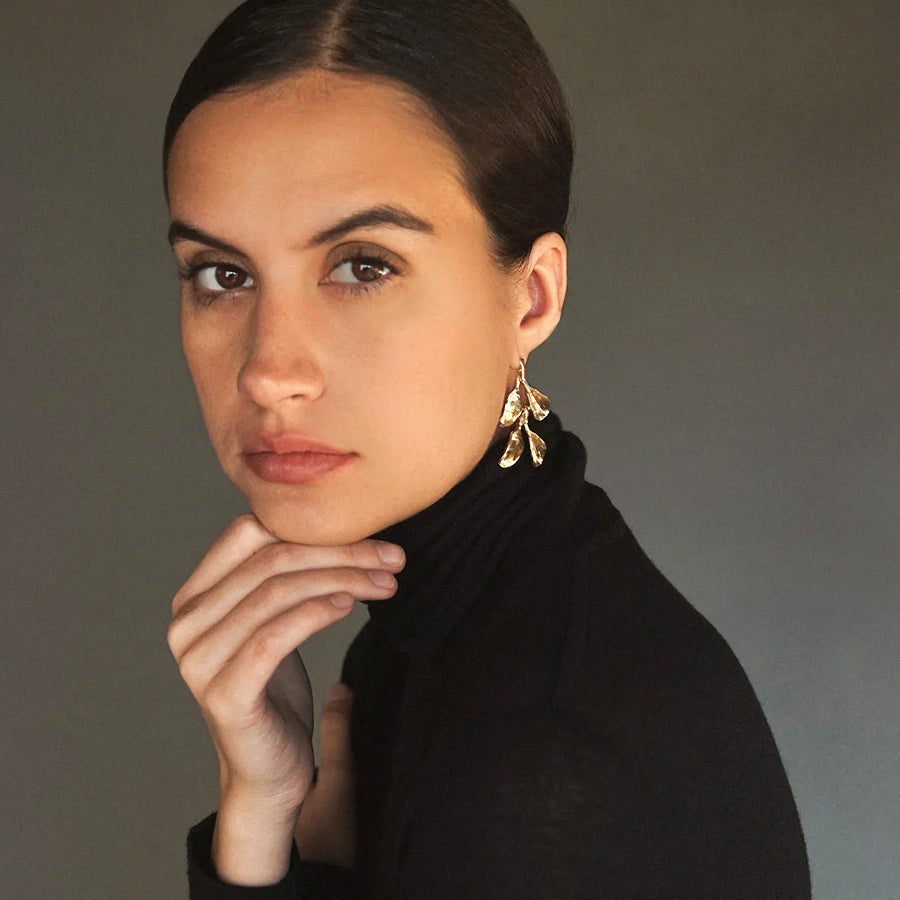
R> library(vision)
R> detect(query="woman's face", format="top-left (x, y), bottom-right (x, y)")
top-left (167, 71), bottom-right (528, 545)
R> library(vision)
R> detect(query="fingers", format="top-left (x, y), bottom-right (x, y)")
top-left (174, 514), bottom-right (278, 616)
top-left (173, 532), bottom-right (405, 631)
top-left (199, 602), bottom-right (358, 728)
top-left (172, 513), bottom-right (404, 616)
top-left (170, 564), bottom-right (397, 675)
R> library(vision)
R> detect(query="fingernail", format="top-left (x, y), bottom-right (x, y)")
top-left (376, 542), bottom-right (405, 565)
top-left (368, 569), bottom-right (396, 588)
top-left (330, 593), bottom-right (354, 609)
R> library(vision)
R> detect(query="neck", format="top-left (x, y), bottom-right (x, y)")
top-left (364, 411), bottom-right (586, 651)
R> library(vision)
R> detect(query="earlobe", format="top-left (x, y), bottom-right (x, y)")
top-left (515, 232), bottom-right (567, 359)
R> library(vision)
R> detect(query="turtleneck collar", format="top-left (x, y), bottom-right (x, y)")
top-left (366, 412), bottom-right (587, 652)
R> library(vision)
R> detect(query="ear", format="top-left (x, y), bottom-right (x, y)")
top-left (510, 232), bottom-right (567, 365)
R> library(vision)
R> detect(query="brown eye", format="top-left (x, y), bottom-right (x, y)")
top-left (354, 259), bottom-right (390, 282)
top-left (195, 264), bottom-right (255, 293)
top-left (330, 256), bottom-right (394, 285)
top-left (215, 266), bottom-right (246, 289)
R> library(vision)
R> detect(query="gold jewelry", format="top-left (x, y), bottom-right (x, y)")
top-left (499, 359), bottom-right (550, 467)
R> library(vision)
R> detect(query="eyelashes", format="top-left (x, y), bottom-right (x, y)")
top-left (322, 247), bottom-right (398, 295)
top-left (326, 255), bottom-right (395, 290)
top-left (178, 245), bottom-right (401, 307)
top-left (179, 262), bottom-right (256, 295)
top-left (177, 262), bottom-right (253, 307)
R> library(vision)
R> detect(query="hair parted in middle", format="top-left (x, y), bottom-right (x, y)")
top-left (163, 0), bottom-right (574, 272)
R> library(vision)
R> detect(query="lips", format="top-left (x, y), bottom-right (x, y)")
top-left (242, 432), bottom-right (357, 484)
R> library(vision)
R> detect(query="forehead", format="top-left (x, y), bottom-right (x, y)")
top-left (166, 71), bottom-right (473, 232)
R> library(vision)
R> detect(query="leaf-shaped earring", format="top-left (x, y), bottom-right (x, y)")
top-left (499, 380), bottom-right (524, 427)
top-left (524, 417), bottom-right (547, 465)
top-left (523, 381), bottom-right (550, 421)
top-left (499, 359), bottom-right (551, 468)
top-left (499, 424), bottom-right (525, 467)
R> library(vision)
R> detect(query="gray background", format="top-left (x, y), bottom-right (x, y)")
top-left (2, 1), bottom-right (897, 897)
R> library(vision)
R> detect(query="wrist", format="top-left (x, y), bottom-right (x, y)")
top-left (211, 794), bottom-right (300, 886)
top-left (217, 757), bottom-right (311, 815)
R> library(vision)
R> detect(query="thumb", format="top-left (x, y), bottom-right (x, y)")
top-left (295, 683), bottom-right (356, 867)
top-left (318, 682), bottom-right (354, 781)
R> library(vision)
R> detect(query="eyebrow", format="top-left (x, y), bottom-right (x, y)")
top-left (303, 205), bottom-right (435, 247)
top-left (167, 204), bottom-right (435, 254)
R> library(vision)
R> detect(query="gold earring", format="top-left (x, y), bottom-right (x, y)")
top-left (499, 359), bottom-right (550, 467)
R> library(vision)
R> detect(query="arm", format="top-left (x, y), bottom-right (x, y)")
top-left (395, 711), bottom-right (668, 899)
top-left (395, 709), bottom-right (810, 899)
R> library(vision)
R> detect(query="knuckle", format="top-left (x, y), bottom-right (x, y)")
top-left (346, 542), bottom-right (372, 567)
top-left (311, 568), bottom-right (353, 598)
top-left (177, 648), bottom-right (204, 690)
top-left (227, 513), bottom-right (267, 546)
top-left (351, 567), bottom-right (380, 591)
top-left (264, 541), bottom-right (300, 569)
top-left (172, 583), bottom-right (198, 617)
top-left (199, 672), bottom-right (233, 717)
top-left (231, 512), bottom-right (260, 533)
top-left (296, 597), bottom-right (338, 636)
top-left (166, 618), bottom-right (184, 654)
top-left (247, 622), bottom-right (282, 664)
top-left (322, 568), bottom-right (368, 597)
top-left (256, 573), bottom-right (294, 607)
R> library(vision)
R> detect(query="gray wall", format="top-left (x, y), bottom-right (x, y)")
top-left (2, 1), bottom-right (897, 897)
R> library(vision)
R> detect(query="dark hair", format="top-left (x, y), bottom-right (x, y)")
top-left (163, 0), bottom-right (573, 271)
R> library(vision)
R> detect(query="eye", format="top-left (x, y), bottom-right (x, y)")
top-left (178, 261), bottom-right (256, 306)
top-left (329, 256), bottom-right (395, 286)
top-left (322, 244), bottom-right (402, 296)
top-left (194, 264), bottom-right (255, 293)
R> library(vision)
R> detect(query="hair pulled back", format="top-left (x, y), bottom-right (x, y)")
top-left (164, 0), bottom-right (573, 271)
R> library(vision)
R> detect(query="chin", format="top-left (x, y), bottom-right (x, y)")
top-left (249, 502), bottom-right (372, 546)
top-left (245, 488), bottom-right (406, 546)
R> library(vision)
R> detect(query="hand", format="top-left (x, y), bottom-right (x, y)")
top-left (167, 514), bottom-right (404, 884)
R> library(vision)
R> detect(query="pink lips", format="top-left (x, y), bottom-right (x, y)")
top-left (243, 432), bottom-right (357, 484)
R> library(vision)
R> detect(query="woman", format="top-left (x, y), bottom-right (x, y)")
top-left (164, 1), bottom-right (810, 896)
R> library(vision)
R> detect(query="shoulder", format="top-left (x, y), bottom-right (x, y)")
top-left (462, 476), bottom-right (756, 726)
top-left (557, 487), bottom-right (769, 744)
top-left (407, 473), bottom-right (809, 894)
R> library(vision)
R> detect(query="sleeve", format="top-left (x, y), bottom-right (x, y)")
top-left (186, 812), bottom-right (359, 900)
top-left (393, 710), bottom-right (810, 900)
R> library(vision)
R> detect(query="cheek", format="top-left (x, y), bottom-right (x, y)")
top-left (365, 294), bottom-right (511, 444)
top-left (432, 291), bottom-right (513, 406)
top-left (181, 318), bottom-right (238, 442)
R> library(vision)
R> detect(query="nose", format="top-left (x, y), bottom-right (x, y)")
top-left (237, 289), bottom-right (326, 409)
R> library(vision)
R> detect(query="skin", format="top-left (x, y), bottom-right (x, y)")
top-left (166, 70), bottom-right (566, 885)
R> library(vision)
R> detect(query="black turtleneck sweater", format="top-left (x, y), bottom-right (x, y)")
top-left (187, 414), bottom-right (810, 898)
